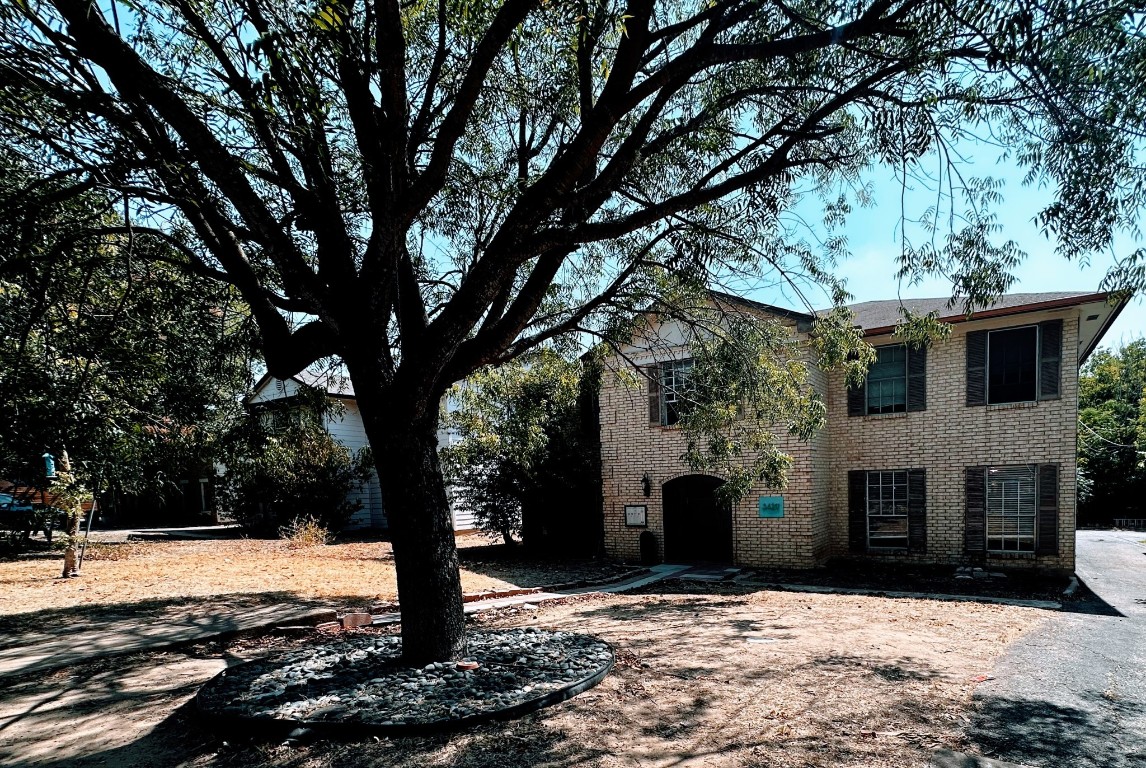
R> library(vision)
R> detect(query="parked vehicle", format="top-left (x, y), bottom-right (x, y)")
top-left (0, 492), bottom-right (60, 545)
top-left (0, 492), bottom-right (34, 514)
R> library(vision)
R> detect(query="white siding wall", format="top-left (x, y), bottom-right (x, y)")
top-left (325, 402), bottom-right (386, 530)
top-left (249, 376), bottom-right (475, 532)
top-left (438, 424), bottom-right (476, 531)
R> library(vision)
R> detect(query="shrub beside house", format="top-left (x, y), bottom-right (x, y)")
top-left (247, 370), bottom-right (475, 532)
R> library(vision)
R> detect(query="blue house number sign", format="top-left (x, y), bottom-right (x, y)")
top-left (758, 496), bottom-right (784, 518)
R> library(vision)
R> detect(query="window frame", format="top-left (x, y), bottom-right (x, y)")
top-left (865, 343), bottom-right (908, 415)
top-left (660, 358), bottom-right (694, 426)
top-left (985, 464), bottom-right (1037, 553)
top-left (866, 469), bottom-right (910, 550)
top-left (986, 325), bottom-right (1040, 405)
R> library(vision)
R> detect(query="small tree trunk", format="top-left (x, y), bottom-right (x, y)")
top-left (61, 510), bottom-right (80, 577)
top-left (365, 405), bottom-right (466, 665)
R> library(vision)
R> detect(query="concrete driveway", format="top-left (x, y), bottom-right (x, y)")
top-left (969, 530), bottom-right (1146, 767)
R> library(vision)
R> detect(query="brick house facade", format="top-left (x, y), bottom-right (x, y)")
top-left (598, 291), bottom-right (1124, 572)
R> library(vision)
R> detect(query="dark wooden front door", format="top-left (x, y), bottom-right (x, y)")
top-left (662, 474), bottom-right (732, 562)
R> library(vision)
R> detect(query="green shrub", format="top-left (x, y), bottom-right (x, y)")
top-left (218, 399), bottom-right (372, 536)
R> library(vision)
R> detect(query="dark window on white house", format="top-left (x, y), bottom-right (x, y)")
top-left (866, 470), bottom-right (909, 549)
top-left (988, 326), bottom-right (1038, 404)
top-left (660, 358), bottom-right (694, 426)
top-left (866, 345), bottom-right (907, 414)
top-left (986, 465), bottom-right (1037, 552)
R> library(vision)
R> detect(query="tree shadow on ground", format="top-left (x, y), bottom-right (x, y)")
top-left (0, 643), bottom-right (247, 768)
top-left (970, 692), bottom-right (1146, 768)
top-left (455, 543), bottom-right (631, 588)
top-left (0, 591), bottom-right (334, 638)
top-left (808, 653), bottom-right (947, 682)
top-left (569, 593), bottom-right (753, 622)
top-left (0, 591), bottom-right (342, 683)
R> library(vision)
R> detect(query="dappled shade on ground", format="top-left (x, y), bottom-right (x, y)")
top-left (0, 587), bottom-right (1043, 767)
top-left (0, 538), bottom-right (626, 632)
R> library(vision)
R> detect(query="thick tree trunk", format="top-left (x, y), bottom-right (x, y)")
top-left (360, 395), bottom-right (466, 665)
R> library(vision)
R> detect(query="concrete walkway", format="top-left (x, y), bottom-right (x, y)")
top-left (370, 563), bottom-right (693, 625)
top-left (968, 530), bottom-right (1146, 767)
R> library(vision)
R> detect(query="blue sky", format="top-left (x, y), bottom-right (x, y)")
top-left (746, 150), bottom-right (1144, 351)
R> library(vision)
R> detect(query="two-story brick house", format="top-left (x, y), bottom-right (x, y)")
top-left (597, 290), bottom-right (1125, 572)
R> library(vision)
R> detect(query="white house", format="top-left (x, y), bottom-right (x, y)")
top-left (247, 369), bottom-right (475, 532)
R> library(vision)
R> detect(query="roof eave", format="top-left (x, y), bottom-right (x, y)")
top-left (1079, 293), bottom-right (1129, 364)
top-left (859, 292), bottom-right (1114, 337)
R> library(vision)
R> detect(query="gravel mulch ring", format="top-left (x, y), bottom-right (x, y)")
top-left (196, 628), bottom-right (613, 735)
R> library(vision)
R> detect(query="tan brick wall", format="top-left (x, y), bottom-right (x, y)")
top-left (599, 306), bottom-right (1080, 572)
top-left (598, 328), bottom-right (829, 569)
top-left (826, 308), bottom-right (1079, 572)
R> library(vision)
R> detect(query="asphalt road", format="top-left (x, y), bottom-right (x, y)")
top-left (970, 530), bottom-right (1146, 767)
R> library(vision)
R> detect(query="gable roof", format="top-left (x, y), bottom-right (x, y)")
top-left (843, 290), bottom-right (1126, 363)
top-left (709, 290), bottom-right (816, 323)
top-left (248, 367), bottom-right (355, 404)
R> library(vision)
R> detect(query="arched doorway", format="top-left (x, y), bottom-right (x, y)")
top-left (662, 474), bottom-right (732, 563)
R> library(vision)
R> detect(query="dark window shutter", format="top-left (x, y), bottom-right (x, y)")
top-left (1037, 463), bottom-right (1059, 555)
top-left (646, 365), bottom-right (661, 425)
top-left (907, 468), bottom-right (926, 553)
top-left (848, 470), bottom-right (867, 553)
top-left (907, 345), bottom-right (927, 412)
top-left (965, 466), bottom-right (986, 553)
top-left (847, 378), bottom-right (866, 417)
top-left (966, 331), bottom-right (987, 406)
top-left (1038, 320), bottom-right (1062, 401)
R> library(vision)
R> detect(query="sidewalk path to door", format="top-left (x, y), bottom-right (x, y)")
top-left (968, 529), bottom-right (1146, 767)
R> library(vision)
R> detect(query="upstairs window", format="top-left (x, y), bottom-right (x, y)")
top-left (646, 358), bottom-right (694, 427)
top-left (866, 345), bottom-right (907, 414)
top-left (966, 320), bottom-right (1061, 406)
top-left (988, 326), bottom-right (1038, 404)
top-left (660, 358), bottom-right (694, 426)
top-left (847, 343), bottom-right (926, 417)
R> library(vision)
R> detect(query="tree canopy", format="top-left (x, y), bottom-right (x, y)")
top-left (0, 149), bottom-right (257, 499)
top-left (1078, 339), bottom-right (1146, 525)
top-left (442, 349), bottom-right (598, 547)
top-left (2, 0), bottom-right (1145, 661)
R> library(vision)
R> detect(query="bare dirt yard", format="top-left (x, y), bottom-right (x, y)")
top-left (0, 536), bottom-right (631, 634)
top-left (0, 549), bottom-right (1050, 768)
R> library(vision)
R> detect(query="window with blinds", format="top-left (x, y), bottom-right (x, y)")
top-left (867, 470), bottom-right (909, 549)
top-left (986, 465), bottom-right (1037, 552)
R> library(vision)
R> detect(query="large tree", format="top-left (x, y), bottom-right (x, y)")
top-left (1, 0), bottom-right (1143, 662)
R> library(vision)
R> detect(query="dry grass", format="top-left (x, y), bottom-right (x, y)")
top-left (0, 588), bottom-right (1047, 768)
top-left (0, 538), bottom-right (532, 623)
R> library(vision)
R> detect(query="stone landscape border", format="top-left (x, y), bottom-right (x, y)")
top-left (195, 630), bottom-right (615, 738)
